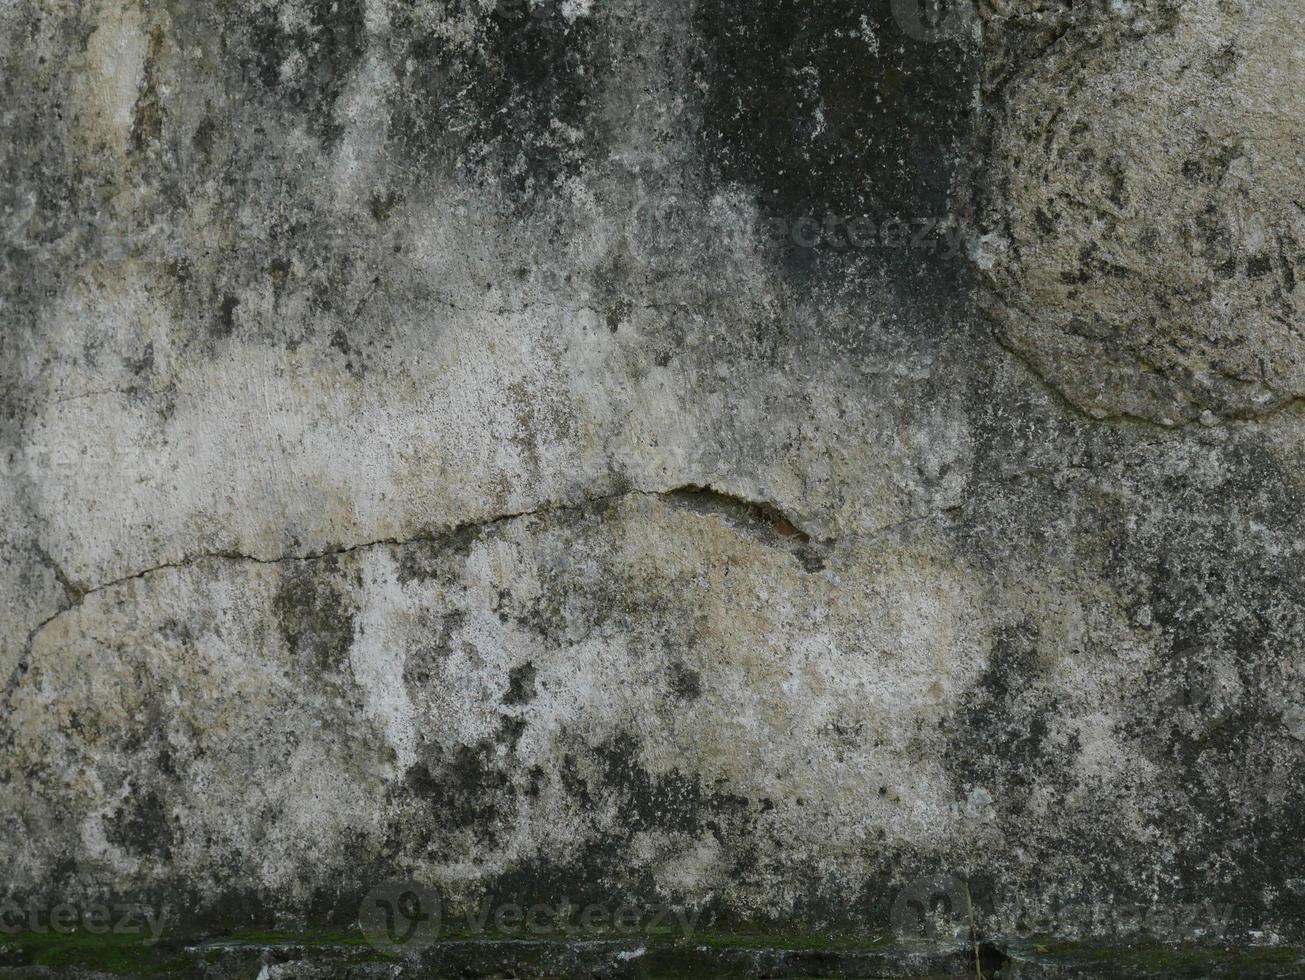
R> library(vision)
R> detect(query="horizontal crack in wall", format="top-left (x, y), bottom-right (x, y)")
top-left (21, 485), bottom-right (822, 652)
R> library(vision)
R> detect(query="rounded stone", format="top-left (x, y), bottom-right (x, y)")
top-left (978, 0), bottom-right (1305, 424)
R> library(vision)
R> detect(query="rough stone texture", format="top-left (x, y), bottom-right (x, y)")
top-left (975, 0), bottom-right (1305, 425)
top-left (3, 0), bottom-right (1305, 950)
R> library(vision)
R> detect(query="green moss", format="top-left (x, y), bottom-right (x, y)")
top-left (668, 928), bottom-right (896, 951)
top-left (0, 927), bottom-right (399, 976)
top-left (10, 928), bottom-right (1305, 979)
top-left (3, 931), bottom-right (191, 976)
top-left (194, 928), bottom-right (398, 966)
top-left (220, 926), bottom-right (374, 947)
top-left (364, 922), bottom-right (894, 950)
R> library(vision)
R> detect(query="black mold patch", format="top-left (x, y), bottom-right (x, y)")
top-left (693, 0), bottom-right (978, 230)
top-left (942, 618), bottom-right (1070, 803)
top-left (388, 0), bottom-right (599, 203)
top-left (405, 742), bottom-right (512, 843)
top-left (328, 324), bottom-right (366, 377)
top-left (400, 610), bottom-right (468, 691)
top-left (400, 714), bottom-right (536, 848)
top-left (272, 560), bottom-right (358, 673)
top-left (215, 294), bottom-right (239, 338)
top-left (504, 662), bottom-right (537, 705)
top-left (391, 727), bottom-right (769, 903)
top-left (239, 0), bottom-right (367, 147)
top-left (105, 788), bottom-right (174, 861)
top-left (668, 660), bottom-right (702, 701)
top-left (584, 731), bottom-right (760, 840)
top-left (396, 528), bottom-right (491, 585)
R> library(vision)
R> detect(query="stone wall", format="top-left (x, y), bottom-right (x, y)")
top-left (3, 0), bottom-right (1303, 944)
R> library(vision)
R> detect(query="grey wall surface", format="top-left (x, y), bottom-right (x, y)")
top-left (3, 0), bottom-right (1304, 943)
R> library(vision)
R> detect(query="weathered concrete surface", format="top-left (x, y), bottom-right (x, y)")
top-left (3, 0), bottom-right (1305, 950)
